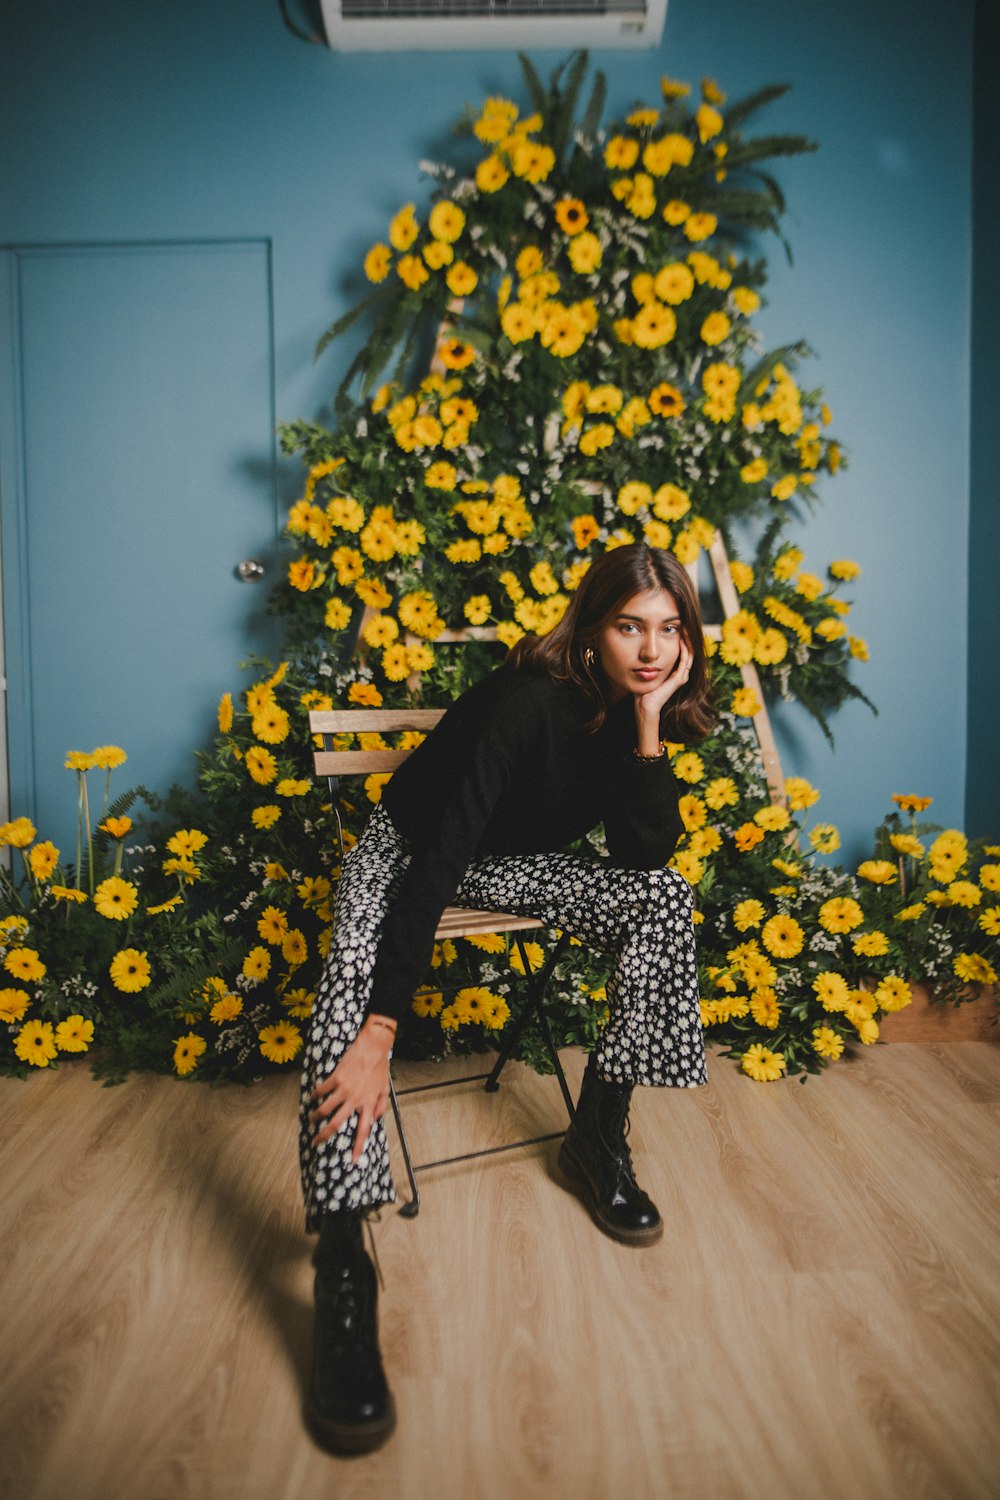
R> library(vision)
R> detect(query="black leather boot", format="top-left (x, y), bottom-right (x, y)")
top-left (557, 1055), bottom-right (663, 1246)
top-left (305, 1211), bottom-right (397, 1455)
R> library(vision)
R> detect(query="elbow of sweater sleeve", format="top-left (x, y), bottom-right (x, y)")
top-left (603, 755), bottom-right (684, 869)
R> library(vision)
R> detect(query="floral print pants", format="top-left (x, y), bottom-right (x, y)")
top-left (299, 804), bottom-right (705, 1230)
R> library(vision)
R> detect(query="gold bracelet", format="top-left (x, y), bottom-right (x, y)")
top-left (634, 745), bottom-right (665, 762)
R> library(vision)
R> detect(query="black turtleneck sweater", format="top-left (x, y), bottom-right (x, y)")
top-left (365, 662), bottom-right (684, 1022)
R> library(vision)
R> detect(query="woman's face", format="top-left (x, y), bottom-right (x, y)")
top-left (594, 587), bottom-right (684, 702)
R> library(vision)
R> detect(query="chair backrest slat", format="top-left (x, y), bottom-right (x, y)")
top-left (313, 749), bottom-right (412, 775)
top-left (309, 709), bottom-right (444, 734)
top-left (309, 707), bottom-right (447, 779)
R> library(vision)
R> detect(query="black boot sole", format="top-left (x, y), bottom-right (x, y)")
top-left (556, 1140), bottom-right (664, 1247)
top-left (305, 1388), bottom-right (397, 1456)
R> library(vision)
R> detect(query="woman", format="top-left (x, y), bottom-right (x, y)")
top-left (301, 542), bottom-right (715, 1454)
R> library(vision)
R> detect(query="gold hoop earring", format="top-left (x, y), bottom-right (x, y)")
top-left (582, 645), bottom-right (597, 669)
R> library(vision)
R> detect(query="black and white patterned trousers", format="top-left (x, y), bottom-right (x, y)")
top-left (299, 803), bottom-right (705, 1230)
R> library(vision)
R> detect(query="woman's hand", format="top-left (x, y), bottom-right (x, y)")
top-left (309, 1015), bottom-right (397, 1163)
top-left (633, 637), bottom-right (694, 752)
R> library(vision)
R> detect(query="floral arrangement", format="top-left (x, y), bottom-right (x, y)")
top-left (1, 56), bottom-right (996, 1085)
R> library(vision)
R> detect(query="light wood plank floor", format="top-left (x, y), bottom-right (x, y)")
top-left (1, 1042), bottom-right (998, 1500)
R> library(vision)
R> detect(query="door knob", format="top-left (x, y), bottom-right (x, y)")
top-left (236, 559), bottom-right (265, 582)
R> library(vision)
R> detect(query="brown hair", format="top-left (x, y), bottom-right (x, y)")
top-left (509, 543), bottom-right (716, 740)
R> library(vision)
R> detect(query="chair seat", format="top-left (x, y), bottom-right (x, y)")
top-left (434, 907), bottom-right (544, 941)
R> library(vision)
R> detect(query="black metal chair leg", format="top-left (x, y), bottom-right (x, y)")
top-left (484, 932), bottom-right (571, 1093)
top-left (389, 1077), bottom-right (421, 1218)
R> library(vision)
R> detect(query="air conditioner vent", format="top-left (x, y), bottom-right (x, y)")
top-left (320, 0), bottom-right (666, 49)
top-left (340, 0), bottom-right (642, 16)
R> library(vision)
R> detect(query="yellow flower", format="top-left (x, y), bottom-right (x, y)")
top-left (397, 254), bottom-right (429, 291)
top-left (734, 823), bottom-right (765, 853)
top-left (977, 907), bottom-right (1000, 936)
top-left (829, 559), bottom-right (861, 581)
top-left (784, 776), bottom-right (820, 811)
top-left (146, 896), bottom-right (182, 915)
top-left (375, 644), bottom-right (407, 684)
top-left (739, 457), bottom-right (768, 485)
top-left (5, 945), bottom-right (46, 983)
top-left (579, 423), bottom-right (615, 457)
top-left (953, 953), bottom-right (998, 985)
top-left (811, 1026), bottom-right (845, 1061)
top-left (979, 863), bottom-right (1000, 891)
top-left (633, 301), bottom-right (676, 349)
top-left (243, 946), bottom-right (271, 982)
top-left (208, 992), bottom-right (243, 1024)
top-left (894, 903), bottom-right (926, 922)
top-left (91, 745), bottom-right (127, 770)
top-left (685, 212), bottom-right (718, 242)
top-left (0, 987), bottom-right (30, 1022)
top-left (15, 1019), bottom-right (58, 1068)
top-left (93, 877), bottom-right (138, 921)
top-left (276, 777), bottom-right (310, 797)
top-left (282, 928), bottom-right (308, 967)
top-left (406, 642), bottom-right (435, 673)
top-left (555, 198), bottom-right (588, 235)
top-left (813, 971), bottom-right (851, 1011)
top-left (733, 899), bottom-right (765, 931)
top-left (853, 931), bottom-right (890, 957)
top-left (245, 747), bottom-right (278, 786)
top-left (753, 804), bottom-right (790, 832)
top-left (363, 242), bottom-right (391, 282)
top-left (670, 850), bottom-right (704, 885)
top-left (216, 692), bottom-right (234, 734)
top-left (429, 200), bottom-right (465, 243)
top-left (732, 286), bottom-right (761, 316)
top-left (891, 793), bottom-right (933, 813)
top-left (568, 232), bottom-right (602, 274)
top-left (700, 311), bottom-right (731, 346)
top-left (741, 1044), bottom-right (786, 1082)
top-left (257, 906), bottom-right (289, 945)
top-left (173, 1033), bottom-right (207, 1076)
top-left (166, 829), bottom-right (208, 859)
top-left (252, 805), bottom-right (281, 830)
top-left (672, 752), bottom-right (705, 785)
top-left (857, 860), bottom-right (897, 885)
top-left (509, 941), bottom-right (545, 975)
top-left (431, 940), bottom-right (458, 968)
top-left (946, 880), bottom-right (982, 908)
top-left (252, 704), bottom-right (290, 745)
top-left (51, 885), bottom-right (88, 904)
top-left (475, 155), bottom-right (509, 192)
top-left (731, 687), bottom-right (762, 718)
top-left (388, 202), bottom-right (418, 251)
top-left (605, 134), bottom-right (639, 168)
top-left (761, 914), bottom-right (804, 959)
top-left (874, 975), bottom-right (912, 1012)
top-left (26, 840), bottom-right (59, 880)
top-left (411, 986), bottom-right (444, 1019)
top-left (704, 777), bottom-right (739, 810)
top-left (0, 816), bottom-right (37, 848)
top-left (452, 985), bottom-right (504, 1026)
top-left (110, 948), bottom-right (151, 992)
top-left (719, 610), bottom-right (760, 666)
top-left (749, 989), bottom-right (780, 1029)
top-left (437, 338), bottom-right (476, 370)
top-left (55, 1014), bottom-right (94, 1053)
top-left (101, 815), bottom-right (133, 840)
top-left (818, 897), bottom-right (864, 934)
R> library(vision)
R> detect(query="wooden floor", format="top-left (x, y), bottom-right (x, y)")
top-left (1, 1042), bottom-right (998, 1500)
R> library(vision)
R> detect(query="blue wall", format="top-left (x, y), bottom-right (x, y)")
top-left (1, 0), bottom-right (982, 856)
top-left (967, 0), bottom-right (1000, 835)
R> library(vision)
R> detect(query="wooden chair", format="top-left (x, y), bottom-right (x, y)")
top-left (309, 707), bottom-right (575, 1216)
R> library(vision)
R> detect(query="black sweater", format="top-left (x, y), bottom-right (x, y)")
top-left (366, 662), bottom-right (684, 1022)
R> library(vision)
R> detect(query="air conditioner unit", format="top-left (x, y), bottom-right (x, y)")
top-left (318, 0), bottom-right (667, 52)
